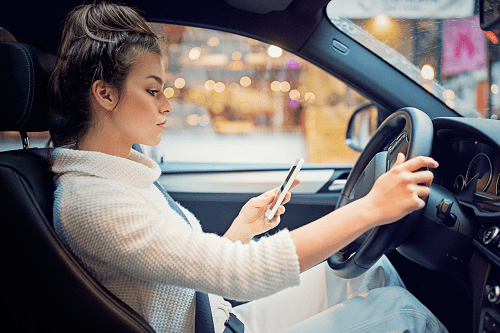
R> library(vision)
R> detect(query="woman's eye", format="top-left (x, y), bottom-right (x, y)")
top-left (148, 89), bottom-right (159, 96)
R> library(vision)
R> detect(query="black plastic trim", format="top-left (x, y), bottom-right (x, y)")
top-left (473, 239), bottom-right (500, 268)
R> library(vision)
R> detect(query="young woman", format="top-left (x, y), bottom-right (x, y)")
top-left (49, 2), bottom-right (446, 333)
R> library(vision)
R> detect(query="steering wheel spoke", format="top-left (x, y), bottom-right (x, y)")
top-left (350, 151), bottom-right (389, 201)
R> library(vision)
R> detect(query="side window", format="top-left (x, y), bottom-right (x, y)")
top-left (147, 23), bottom-right (368, 164)
top-left (0, 25), bottom-right (370, 166)
top-left (0, 131), bottom-right (49, 151)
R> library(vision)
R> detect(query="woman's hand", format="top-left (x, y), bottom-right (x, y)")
top-left (290, 153), bottom-right (439, 272)
top-left (224, 179), bottom-right (300, 243)
top-left (363, 153), bottom-right (439, 227)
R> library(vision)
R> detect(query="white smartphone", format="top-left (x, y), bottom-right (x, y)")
top-left (265, 158), bottom-right (304, 220)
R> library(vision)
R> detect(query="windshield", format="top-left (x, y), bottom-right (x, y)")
top-left (327, 0), bottom-right (500, 119)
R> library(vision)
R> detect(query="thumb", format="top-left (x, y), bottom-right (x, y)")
top-left (393, 153), bottom-right (406, 168)
top-left (289, 179), bottom-right (301, 190)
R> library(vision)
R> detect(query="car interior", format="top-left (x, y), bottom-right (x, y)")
top-left (2, 0), bottom-right (500, 332)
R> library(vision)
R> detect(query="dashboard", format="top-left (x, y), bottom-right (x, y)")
top-left (448, 142), bottom-right (500, 197)
top-left (428, 117), bottom-right (500, 333)
top-left (432, 118), bottom-right (500, 221)
top-left (439, 138), bottom-right (500, 214)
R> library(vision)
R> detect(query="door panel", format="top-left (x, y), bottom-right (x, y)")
top-left (161, 163), bottom-right (353, 235)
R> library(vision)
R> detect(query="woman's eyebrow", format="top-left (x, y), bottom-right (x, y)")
top-left (146, 75), bottom-right (164, 86)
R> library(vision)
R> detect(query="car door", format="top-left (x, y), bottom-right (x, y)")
top-left (159, 161), bottom-right (352, 236)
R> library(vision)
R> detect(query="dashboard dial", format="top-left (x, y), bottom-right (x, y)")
top-left (454, 175), bottom-right (465, 190)
top-left (465, 153), bottom-right (493, 192)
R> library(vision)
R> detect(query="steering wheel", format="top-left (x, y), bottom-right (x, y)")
top-left (327, 107), bottom-right (433, 279)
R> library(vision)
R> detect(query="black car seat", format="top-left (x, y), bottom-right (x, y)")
top-left (0, 41), bottom-right (156, 332)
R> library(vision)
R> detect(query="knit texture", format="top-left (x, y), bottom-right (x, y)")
top-left (52, 148), bottom-right (300, 333)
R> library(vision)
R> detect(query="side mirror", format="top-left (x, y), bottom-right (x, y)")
top-left (345, 103), bottom-right (378, 152)
top-left (480, 0), bottom-right (500, 31)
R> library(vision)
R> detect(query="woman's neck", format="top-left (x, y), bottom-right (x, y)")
top-left (78, 122), bottom-right (132, 159)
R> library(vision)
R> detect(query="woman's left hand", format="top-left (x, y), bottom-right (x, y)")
top-left (223, 179), bottom-right (300, 243)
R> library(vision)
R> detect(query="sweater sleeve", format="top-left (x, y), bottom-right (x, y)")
top-left (56, 176), bottom-right (301, 302)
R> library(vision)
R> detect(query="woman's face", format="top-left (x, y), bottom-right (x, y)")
top-left (110, 51), bottom-right (172, 147)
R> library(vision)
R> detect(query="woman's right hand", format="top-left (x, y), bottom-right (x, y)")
top-left (363, 153), bottom-right (439, 227)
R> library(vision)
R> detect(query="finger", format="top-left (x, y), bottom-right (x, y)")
top-left (412, 170), bottom-right (435, 186)
top-left (276, 205), bottom-right (285, 216)
top-left (412, 184), bottom-right (431, 199)
top-left (260, 188), bottom-right (278, 198)
top-left (392, 153), bottom-right (406, 168)
top-left (248, 194), bottom-right (275, 208)
top-left (415, 197), bottom-right (426, 210)
top-left (281, 192), bottom-right (292, 205)
top-left (267, 215), bottom-right (281, 228)
top-left (401, 156), bottom-right (439, 172)
top-left (265, 206), bottom-right (284, 222)
top-left (289, 179), bottom-right (301, 190)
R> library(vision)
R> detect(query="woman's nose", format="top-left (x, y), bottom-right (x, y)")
top-left (161, 95), bottom-right (173, 114)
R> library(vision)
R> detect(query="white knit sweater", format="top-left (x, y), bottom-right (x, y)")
top-left (52, 148), bottom-right (300, 333)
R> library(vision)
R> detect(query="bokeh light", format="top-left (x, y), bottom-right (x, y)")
top-left (164, 87), bottom-right (174, 98)
top-left (304, 92), bottom-right (315, 103)
top-left (280, 81), bottom-right (290, 92)
top-left (421, 65), bottom-right (435, 80)
top-left (268, 45), bottom-right (283, 58)
top-left (240, 76), bottom-right (251, 87)
top-left (186, 114), bottom-right (200, 126)
top-left (492, 84), bottom-right (499, 94)
top-left (286, 59), bottom-right (300, 69)
top-left (199, 115), bottom-right (210, 126)
top-left (174, 78), bottom-right (185, 89)
top-left (188, 47), bottom-right (201, 60)
top-left (205, 80), bottom-right (215, 91)
top-left (229, 61), bottom-right (244, 71)
top-left (207, 37), bottom-right (220, 46)
top-left (271, 81), bottom-right (281, 92)
top-left (232, 51), bottom-right (242, 61)
top-left (443, 89), bottom-right (455, 100)
top-left (229, 83), bottom-right (240, 93)
top-left (214, 82), bottom-right (225, 93)
top-left (289, 89), bottom-right (300, 100)
top-left (248, 38), bottom-right (259, 46)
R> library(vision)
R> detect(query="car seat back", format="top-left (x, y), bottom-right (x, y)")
top-left (0, 41), bottom-right (156, 332)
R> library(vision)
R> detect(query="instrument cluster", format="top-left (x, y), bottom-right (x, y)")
top-left (442, 139), bottom-right (500, 212)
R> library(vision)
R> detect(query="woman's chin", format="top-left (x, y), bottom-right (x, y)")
top-left (141, 136), bottom-right (162, 147)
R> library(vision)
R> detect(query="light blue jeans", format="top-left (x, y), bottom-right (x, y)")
top-left (233, 256), bottom-right (448, 333)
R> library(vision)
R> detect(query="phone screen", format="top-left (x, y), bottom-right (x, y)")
top-left (268, 165), bottom-right (296, 211)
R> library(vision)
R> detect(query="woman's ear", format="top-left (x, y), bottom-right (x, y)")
top-left (91, 80), bottom-right (119, 112)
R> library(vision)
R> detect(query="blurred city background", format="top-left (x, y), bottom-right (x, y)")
top-left (2, 0), bottom-right (498, 165)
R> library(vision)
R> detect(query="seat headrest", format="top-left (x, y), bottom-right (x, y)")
top-left (0, 42), bottom-right (56, 132)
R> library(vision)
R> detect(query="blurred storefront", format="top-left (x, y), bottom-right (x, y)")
top-left (331, 0), bottom-right (499, 119)
top-left (150, 0), bottom-right (498, 164)
top-left (152, 23), bottom-right (367, 164)
top-left (5, 5), bottom-right (496, 165)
